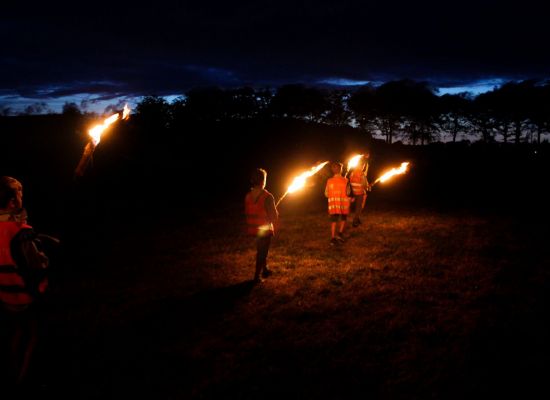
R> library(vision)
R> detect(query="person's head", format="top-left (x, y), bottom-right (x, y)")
top-left (0, 176), bottom-right (23, 209)
top-left (331, 162), bottom-right (343, 175)
top-left (250, 168), bottom-right (267, 189)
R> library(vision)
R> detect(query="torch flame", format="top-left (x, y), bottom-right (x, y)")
top-left (347, 154), bottom-right (363, 171)
top-left (122, 103), bottom-right (131, 120)
top-left (376, 162), bottom-right (410, 184)
top-left (88, 103), bottom-right (131, 145)
top-left (276, 160), bottom-right (329, 207)
top-left (287, 161), bottom-right (329, 194)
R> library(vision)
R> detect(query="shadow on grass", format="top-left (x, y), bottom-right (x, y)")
top-left (37, 280), bottom-right (258, 399)
top-left (182, 279), bottom-right (257, 317)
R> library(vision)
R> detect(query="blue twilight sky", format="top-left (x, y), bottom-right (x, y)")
top-left (1, 1), bottom-right (548, 115)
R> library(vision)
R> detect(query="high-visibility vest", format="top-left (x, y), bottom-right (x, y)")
top-left (326, 176), bottom-right (351, 215)
top-left (0, 221), bottom-right (47, 307)
top-left (245, 189), bottom-right (274, 236)
top-left (349, 169), bottom-right (367, 196)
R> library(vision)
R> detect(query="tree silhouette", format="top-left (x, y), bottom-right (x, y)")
top-left (348, 85), bottom-right (377, 135)
top-left (438, 93), bottom-right (472, 143)
top-left (124, 79), bottom-right (550, 144)
top-left (392, 80), bottom-right (439, 145)
top-left (62, 102), bottom-right (82, 116)
top-left (134, 95), bottom-right (171, 139)
top-left (529, 81), bottom-right (550, 144)
top-left (269, 84), bottom-right (329, 121)
top-left (472, 92), bottom-right (497, 143)
top-left (323, 89), bottom-right (353, 127)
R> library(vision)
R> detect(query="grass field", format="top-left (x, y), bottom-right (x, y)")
top-left (34, 198), bottom-right (550, 399)
top-left (2, 117), bottom-right (549, 399)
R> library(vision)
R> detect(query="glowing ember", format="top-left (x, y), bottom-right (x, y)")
top-left (374, 162), bottom-right (410, 184)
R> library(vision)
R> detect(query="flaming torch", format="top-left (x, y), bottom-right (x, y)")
top-left (276, 161), bottom-right (329, 207)
top-left (74, 104), bottom-right (131, 178)
top-left (345, 154), bottom-right (364, 177)
top-left (372, 162), bottom-right (410, 187)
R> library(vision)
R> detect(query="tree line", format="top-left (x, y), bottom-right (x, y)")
top-left (60, 79), bottom-right (550, 145)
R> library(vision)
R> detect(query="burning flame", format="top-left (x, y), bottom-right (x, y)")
top-left (376, 162), bottom-right (410, 184)
top-left (88, 104), bottom-right (131, 145)
top-left (287, 161), bottom-right (329, 194)
top-left (347, 154), bottom-right (364, 171)
top-left (122, 103), bottom-right (131, 120)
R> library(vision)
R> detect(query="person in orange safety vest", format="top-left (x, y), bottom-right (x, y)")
top-left (325, 162), bottom-right (352, 246)
top-left (244, 168), bottom-right (279, 283)
top-left (0, 176), bottom-right (49, 388)
top-left (348, 153), bottom-right (371, 227)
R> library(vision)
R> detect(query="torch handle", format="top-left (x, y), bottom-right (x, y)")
top-left (74, 141), bottom-right (96, 178)
top-left (275, 191), bottom-right (288, 208)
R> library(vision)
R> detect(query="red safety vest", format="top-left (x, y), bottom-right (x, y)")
top-left (326, 176), bottom-right (351, 215)
top-left (349, 169), bottom-right (367, 196)
top-left (245, 189), bottom-right (274, 236)
top-left (0, 221), bottom-right (47, 307)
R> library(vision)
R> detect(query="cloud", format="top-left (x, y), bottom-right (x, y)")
top-left (2, 0), bottom-right (549, 113)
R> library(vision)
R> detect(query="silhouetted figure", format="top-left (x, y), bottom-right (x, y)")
top-left (0, 176), bottom-right (49, 390)
top-left (244, 168), bottom-right (278, 283)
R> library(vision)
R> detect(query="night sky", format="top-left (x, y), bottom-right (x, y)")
top-left (2, 0), bottom-right (549, 114)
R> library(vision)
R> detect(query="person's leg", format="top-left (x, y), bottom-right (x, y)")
top-left (330, 221), bottom-right (337, 238)
top-left (260, 235), bottom-right (272, 277)
top-left (353, 195), bottom-right (364, 226)
top-left (15, 316), bottom-right (38, 385)
top-left (338, 220), bottom-right (346, 235)
top-left (255, 235), bottom-right (271, 281)
top-left (0, 311), bottom-right (12, 385)
top-left (335, 215), bottom-right (347, 242)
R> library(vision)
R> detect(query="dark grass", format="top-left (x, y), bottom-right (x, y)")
top-left (30, 199), bottom-right (550, 400)
top-left (3, 116), bottom-right (550, 398)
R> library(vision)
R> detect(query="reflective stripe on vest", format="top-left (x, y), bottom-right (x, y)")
top-left (245, 190), bottom-right (274, 236)
top-left (349, 170), bottom-right (366, 195)
top-left (0, 221), bottom-right (34, 306)
top-left (326, 176), bottom-right (351, 215)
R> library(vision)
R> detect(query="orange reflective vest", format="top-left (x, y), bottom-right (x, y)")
top-left (325, 176), bottom-right (351, 215)
top-left (349, 169), bottom-right (367, 196)
top-left (0, 221), bottom-right (47, 307)
top-left (245, 189), bottom-right (274, 236)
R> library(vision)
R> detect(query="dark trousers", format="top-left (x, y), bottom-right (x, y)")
top-left (256, 235), bottom-right (272, 271)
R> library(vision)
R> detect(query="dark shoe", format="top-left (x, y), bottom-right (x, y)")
top-left (330, 238), bottom-right (339, 246)
top-left (336, 233), bottom-right (346, 243)
top-left (253, 276), bottom-right (264, 284)
top-left (352, 218), bottom-right (361, 227)
top-left (262, 267), bottom-right (272, 278)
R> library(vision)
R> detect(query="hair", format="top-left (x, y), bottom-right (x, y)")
top-left (250, 168), bottom-right (267, 187)
top-left (330, 162), bottom-right (343, 175)
top-left (0, 176), bottom-right (22, 208)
